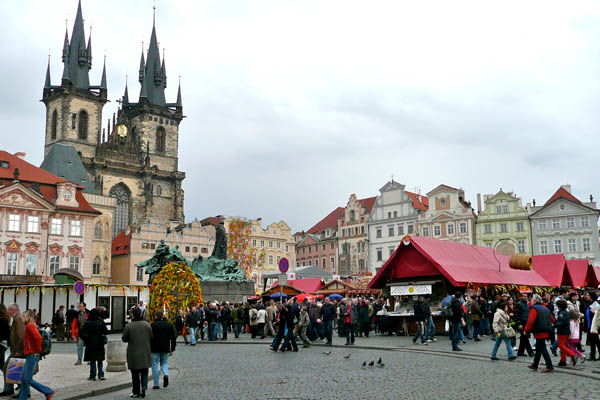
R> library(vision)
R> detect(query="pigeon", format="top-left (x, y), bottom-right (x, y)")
top-left (323, 351), bottom-right (332, 355)
top-left (376, 363), bottom-right (385, 368)
top-left (368, 361), bottom-right (374, 367)
top-left (377, 357), bottom-right (383, 365)
top-left (362, 361), bottom-right (367, 368)
top-left (343, 354), bottom-right (351, 359)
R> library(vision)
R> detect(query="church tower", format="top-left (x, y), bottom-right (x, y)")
top-left (42, 0), bottom-right (107, 159)
top-left (42, 1), bottom-right (185, 239)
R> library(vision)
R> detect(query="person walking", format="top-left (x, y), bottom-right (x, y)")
top-left (73, 302), bottom-right (89, 365)
top-left (185, 307), bottom-right (201, 346)
top-left (264, 300), bottom-right (276, 337)
top-left (249, 304), bottom-right (259, 339)
top-left (449, 292), bottom-right (465, 351)
top-left (53, 306), bottom-right (65, 342)
top-left (514, 293), bottom-right (534, 357)
top-left (555, 300), bottom-right (577, 367)
top-left (490, 301), bottom-right (517, 361)
top-left (298, 306), bottom-right (311, 348)
top-left (412, 296), bottom-right (428, 345)
top-left (256, 305), bottom-right (266, 339)
top-left (525, 294), bottom-right (554, 373)
top-left (150, 311), bottom-right (176, 390)
top-left (0, 305), bottom-right (9, 379)
top-left (568, 308), bottom-right (585, 363)
top-left (282, 300), bottom-right (299, 352)
top-left (341, 299), bottom-right (358, 346)
top-left (19, 310), bottom-right (54, 400)
top-left (321, 297), bottom-right (336, 346)
top-left (122, 307), bottom-right (153, 398)
top-left (79, 308), bottom-right (108, 381)
top-left (0, 304), bottom-right (25, 397)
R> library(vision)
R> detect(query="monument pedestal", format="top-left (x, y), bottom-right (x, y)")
top-left (106, 340), bottom-right (127, 372)
top-left (199, 281), bottom-right (255, 303)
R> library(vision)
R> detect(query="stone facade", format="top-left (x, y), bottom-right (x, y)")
top-left (529, 185), bottom-right (600, 262)
top-left (337, 194), bottom-right (375, 277)
top-left (367, 180), bottom-right (428, 275)
top-left (111, 217), bottom-right (216, 285)
top-left (475, 190), bottom-right (532, 253)
top-left (295, 234), bottom-right (338, 274)
top-left (417, 184), bottom-right (476, 245)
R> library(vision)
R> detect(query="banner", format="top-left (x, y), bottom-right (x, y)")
top-left (390, 285), bottom-right (432, 296)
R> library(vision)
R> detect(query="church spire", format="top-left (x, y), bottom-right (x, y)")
top-left (63, 0), bottom-right (90, 89)
top-left (86, 27), bottom-right (92, 70)
top-left (123, 77), bottom-right (130, 105)
top-left (100, 56), bottom-right (107, 89)
top-left (176, 76), bottom-right (182, 108)
top-left (44, 55), bottom-right (51, 88)
top-left (61, 28), bottom-right (69, 63)
top-left (138, 7), bottom-right (166, 106)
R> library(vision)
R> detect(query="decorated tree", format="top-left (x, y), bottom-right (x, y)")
top-left (148, 261), bottom-right (203, 325)
top-left (227, 218), bottom-right (254, 280)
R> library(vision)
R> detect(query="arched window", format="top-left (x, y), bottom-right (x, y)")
top-left (94, 222), bottom-right (103, 239)
top-left (93, 256), bottom-right (101, 275)
top-left (78, 110), bottom-right (88, 140)
top-left (156, 126), bottom-right (166, 152)
top-left (156, 185), bottom-right (162, 196)
top-left (51, 110), bottom-right (58, 140)
top-left (109, 183), bottom-right (131, 238)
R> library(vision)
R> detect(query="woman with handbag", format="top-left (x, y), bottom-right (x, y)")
top-left (19, 310), bottom-right (54, 400)
top-left (490, 302), bottom-right (517, 361)
top-left (79, 308), bottom-right (108, 381)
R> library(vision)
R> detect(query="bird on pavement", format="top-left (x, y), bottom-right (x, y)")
top-left (323, 351), bottom-right (332, 355)
top-left (362, 361), bottom-right (367, 368)
top-left (343, 354), bottom-right (351, 359)
top-left (376, 363), bottom-right (385, 368)
top-left (377, 357), bottom-right (383, 365)
top-left (368, 361), bottom-right (374, 367)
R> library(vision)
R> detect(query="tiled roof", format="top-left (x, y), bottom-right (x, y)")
top-left (405, 191), bottom-right (429, 211)
top-left (544, 186), bottom-right (582, 207)
top-left (359, 196), bottom-right (377, 213)
top-left (307, 207), bottom-right (344, 234)
top-left (40, 144), bottom-right (97, 194)
top-left (0, 151), bottom-right (68, 185)
top-left (288, 278), bottom-right (325, 294)
top-left (112, 231), bottom-right (131, 256)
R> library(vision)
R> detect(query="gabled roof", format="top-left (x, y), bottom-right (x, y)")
top-left (112, 231), bottom-right (131, 256)
top-left (565, 259), bottom-right (589, 288)
top-left (307, 207), bottom-right (344, 234)
top-left (359, 196), bottom-right (376, 214)
top-left (544, 186), bottom-right (582, 207)
top-left (369, 236), bottom-right (550, 289)
top-left (288, 278), bottom-right (325, 294)
top-left (40, 144), bottom-right (97, 194)
top-left (405, 191), bottom-right (429, 211)
top-left (379, 180), bottom-right (405, 193)
top-left (318, 279), bottom-right (356, 291)
top-left (531, 254), bottom-right (567, 287)
top-left (426, 184), bottom-right (460, 196)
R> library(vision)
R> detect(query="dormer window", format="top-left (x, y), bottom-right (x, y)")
top-left (0, 161), bottom-right (8, 169)
top-left (64, 189), bottom-right (72, 201)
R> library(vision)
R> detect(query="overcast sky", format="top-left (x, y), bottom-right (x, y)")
top-left (2, 1), bottom-right (600, 233)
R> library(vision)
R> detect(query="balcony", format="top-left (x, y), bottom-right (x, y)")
top-left (0, 275), bottom-right (44, 285)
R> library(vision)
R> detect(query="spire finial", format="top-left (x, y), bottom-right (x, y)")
top-left (153, 0), bottom-right (156, 27)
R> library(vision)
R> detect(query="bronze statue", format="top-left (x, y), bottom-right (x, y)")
top-left (211, 221), bottom-right (227, 260)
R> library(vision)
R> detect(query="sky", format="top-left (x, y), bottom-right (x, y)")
top-left (2, 0), bottom-right (600, 233)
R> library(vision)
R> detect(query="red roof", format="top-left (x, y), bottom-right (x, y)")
top-left (359, 196), bottom-right (377, 214)
top-left (112, 231), bottom-right (131, 256)
top-left (0, 151), bottom-right (68, 185)
top-left (544, 186), bottom-right (582, 207)
top-left (565, 259), bottom-right (590, 288)
top-left (406, 191), bottom-right (429, 211)
top-left (288, 278), bottom-right (325, 294)
top-left (531, 254), bottom-right (567, 287)
top-left (307, 207), bottom-right (344, 234)
top-left (369, 236), bottom-right (550, 289)
top-left (588, 266), bottom-right (600, 288)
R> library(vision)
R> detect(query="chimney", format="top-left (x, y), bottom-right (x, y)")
top-left (533, 199), bottom-right (536, 207)
top-left (13, 152), bottom-right (26, 160)
top-left (477, 193), bottom-right (482, 214)
top-left (561, 184), bottom-right (572, 193)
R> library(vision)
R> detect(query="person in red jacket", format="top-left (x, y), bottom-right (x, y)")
top-left (19, 310), bottom-right (54, 399)
top-left (524, 294), bottom-right (554, 373)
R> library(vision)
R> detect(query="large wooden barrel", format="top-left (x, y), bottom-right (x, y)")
top-left (509, 254), bottom-right (532, 270)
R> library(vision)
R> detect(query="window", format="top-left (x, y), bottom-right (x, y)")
top-left (269, 241), bottom-right (274, 248)
top-left (110, 184), bottom-right (131, 238)
top-left (156, 126), bottom-right (166, 152)
top-left (517, 240), bottom-right (525, 253)
top-left (500, 223), bottom-right (507, 233)
top-left (6, 253), bottom-right (18, 275)
top-left (342, 243), bottom-right (349, 254)
top-left (503, 205), bottom-right (508, 213)
top-left (516, 222), bottom-right (524, 232)
top-left (331, 243), bottom-right (334, 249)
top-left (49, 256), bottom-right (60, 276)
top-left (93, 256), bottom-right (101, 275)
top-left (361, 226), bottom-right (365, 235)
top-left (581, 217), bottom-right (590, 228)
top-left (136, 266), bottom-right (144, 281)
top-left (485, 242), bottom-right (492, 248)
top-left (193, 247), bottom-right (198, 253)
top-left (350, 210), bottom-right (356, 220)
top-left (552, 219), bottom-right (560, 230)
top-left (78, 110), bottom-right (88, 140)
top-left (127, 297), bottom-right (138, 314)
top-left (440, 199), bottom-right (446, 206)
top-left (252, 239), bottom-right (257, 247)
top-left (51, 110), bottom-right (57, 140)
top-left (94, 222), bottom-right (103, 239)
top-left (51, 218), bottom-right (61, 235)
top-left (64, 189), bottom-right (72, 201)
top-left (484, 224), bottom-right (492, 234)
top-left (150, 243), bottom-right (155, 249)
top-left (8, 214), bottom-right (20, 231)
top-left (70, 220), bottom-right (81, 236)
top-left (388, 226), bottom-right (394, 237)
top-left (308, 246), bottom-right (312, 254)
top-left (201, 247), bottom-right (208, 254)
top-left (269, 255), bottom-right (274, 265)
top-left (260, 240), bottom-right (265, 248)
top-left (330, 257), bottom-right (334, 268)
top-left (568, 239), bottom-right (577, 253)
top-left (388, 212), bottom-right (392, 219)
top-left (538, 220), bottom-right (547, 230)
top-left (27, 216), bottom-right (39, 233)
top-left (422, 226), bottom-right (429, 237)
top-left (459, 223), bottom-right (467, 233)
top-left (286, 245), bottom-right (289, 252)
top-left (98, 297), bottom-right (110, 315)
top-left (554, 240), bottom-right (562, 254)
top-left (315, 259), bottom-right (319, 267)
top-left (314, 245), bottom-right (318, 253)
top-left (447, 224), bottom-right (454, 235)
top-left (398, 225), bottom-right (404, 235)
top-left (342, 229), bottom-right (346, 237)
top-left (376, 229), bottom-right (382, 238)
top-left (583, 238), bottom-right (591, 252)
top-left (389, 247), bottom-right (395, 257)
top-left (302, 248), bottom-right (305, 255)
top-left (540, 241), bottom-right (548, 254)
top-left (496, 206), bottom-right (502, 214)
top-left (69, 255), bottom-right (80, 271)
top-left (185, 246), bottom-right (190, 253)
top-left (408, 225), bottom-right (414, 234)
top-left (322, 244), bottom-right (326, 251)
top-left (566, 217), bottom-right (575, 228)
top-left (277, 241), bottom-right (281, 249)
top-left (434, 225), bottom-right (441, 236)
top-left (376, 248), bottom-right (383, 261)
top-left (321, 258), bottom-right (326, 268)
top-left (25, 254), bottom-right (37, 276)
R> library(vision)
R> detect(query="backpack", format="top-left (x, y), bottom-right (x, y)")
top-left (442, 304), bottom-right (454, 320)
top-left (237, 308), bottom-right (245, 320)
top-left (39, 328), bottom-right (52, 358)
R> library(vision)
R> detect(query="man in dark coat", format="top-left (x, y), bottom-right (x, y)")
top-left (515, 293), bottom-right (534, 357)
top-left (150, 311), bottom-right (176, 390)
top-left (449, 292), bottom-right (465, 352)
top-left (122, 307), bottom-right (153, 397)
top-left (80, 308), bottom-right (108, 381)
top-left (186, 307), bottom-right (201, 345)
top-left (321, 298), bottom-right (336, 345)
top-left (65, 305), bottom-right (78, 342)
top-left (413, 296), bottom-right (428, 345)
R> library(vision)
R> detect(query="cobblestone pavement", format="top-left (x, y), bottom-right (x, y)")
top-left (94, 335), bottom-right (599, 400)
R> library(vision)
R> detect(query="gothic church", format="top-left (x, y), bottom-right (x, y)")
top-left (42, 1), bottom-right (185, 238)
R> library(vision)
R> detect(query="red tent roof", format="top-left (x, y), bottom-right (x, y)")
top-left (544, 186), bottom-right (582, 207)
top-left (531, 254), bottom-right (567, 287)
top-left (565, 259), bottom-right (589, 288)
top-left (288, 278), bottom-right (325, 294)
top-left (369, 236), bottom-right (550, 289)
top-left (588, 267), bottom-right (600, 288)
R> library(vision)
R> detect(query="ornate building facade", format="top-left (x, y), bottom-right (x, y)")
top-left (42, 1), bottom-right (185, 240)
top-left (337, 194), bottom-right (376, 277)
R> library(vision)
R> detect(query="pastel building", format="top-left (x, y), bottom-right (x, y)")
top-left (529, 185), bottom-right (600, 262)
top-left (475, 189), bottom-right (532, 253)
top-left (296, 207), bottom-right (343, 273)
top-left (367, 180), bottom-right (428, 275)
top-left (337, 194), bottom-right (376, 277)
top-left (417, 184), bottom-right (476, 245)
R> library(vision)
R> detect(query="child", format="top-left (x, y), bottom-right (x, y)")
top-left (555, 299), bottom-right (577, 367)
top-left (568, 308), bottom-right (585, 363)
